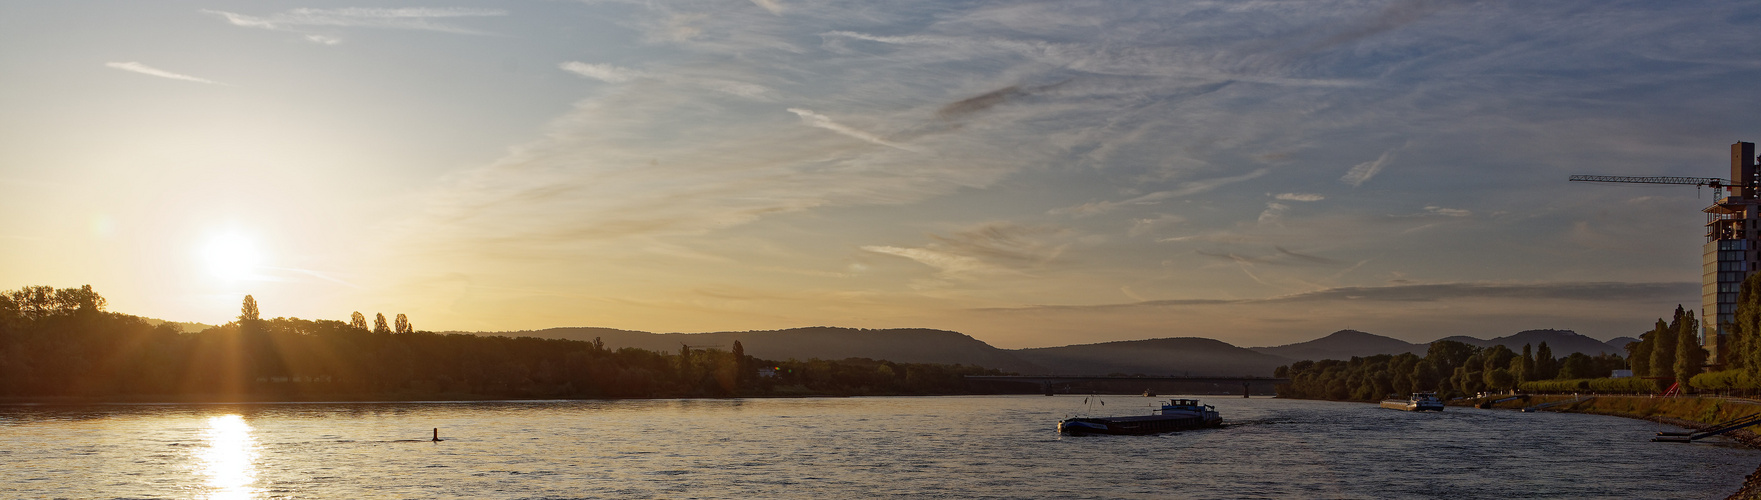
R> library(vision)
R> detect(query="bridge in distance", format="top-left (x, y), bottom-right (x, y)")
top-left (963, 375), bottom-right (1289, 396)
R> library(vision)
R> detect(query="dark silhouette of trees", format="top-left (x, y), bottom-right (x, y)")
top-left (349, 312), bottom-right (368, 331)
top-left (0, 285), bottom-right (1005, 401)
top-left (1535, 342), bottom-right (1557, 380)
top-left (240, 295), bottom-right (260, 322)
top-left (394, 314), bottom-right (411, 334)
top-left (373, 313), bottom-right (390, 335)
top-left (1650, 309), bottom-right (1682, 388)
top-left (1277, 314), bottom-right (1674, 400)
top-left (1675, 308), bottom-right (1708, 392)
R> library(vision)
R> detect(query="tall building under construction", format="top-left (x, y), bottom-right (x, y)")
top-left (1702, 141), bottom-right (1758, 367)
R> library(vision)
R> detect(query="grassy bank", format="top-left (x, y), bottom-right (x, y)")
top-left (1467, 395), bottom-right (1761, 499)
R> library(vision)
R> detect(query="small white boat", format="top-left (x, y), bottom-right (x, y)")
top-left (1380, 392), bottom-right (1444, 412)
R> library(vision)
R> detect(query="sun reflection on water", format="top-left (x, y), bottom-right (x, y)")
top-left (196, 414), bottom-right (260, 499)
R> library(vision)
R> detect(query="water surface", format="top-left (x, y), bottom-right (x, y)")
top-left (1, 396), bottom-right (1753, 499)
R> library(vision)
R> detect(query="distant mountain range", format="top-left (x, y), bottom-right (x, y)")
top-left (459, 326), bottom-right (1640, 378)
top-left (1249, 328), bottom-right (1633, 362)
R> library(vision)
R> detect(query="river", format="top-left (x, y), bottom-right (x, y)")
top-left (1, 395), bottom-right (1754, 499)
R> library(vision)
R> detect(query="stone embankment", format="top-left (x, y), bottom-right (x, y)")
top-left (1470, 395), bottom-right (1761, 500)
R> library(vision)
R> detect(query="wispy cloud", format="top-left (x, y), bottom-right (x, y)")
top-left (861, 245), bottom-right (1016, 280)
top-left (105, 62), bottom-right (226, 85)
top-left (1129, 214), bottom-right (1186, 238)
top-left (1425, 206), bottom-right (1471, 217)
top-left (983, 282), bottom-right (1696, 312)
top-left (559, 62), bottom-right (648, 83)
top-left (787, 108), bottom-right (918, 151)
top-left (749, 0), bottom-right (784, 15)
top-left (370, 0), bottom-right (1757, 344)
top-left (204, 7), bottom-right (507, 41)
top-left (559, 61), bottom-right (769, 98)
top-left (1341, 150), bottom-right (1395, 187)
top-left (1051, 169), bottom-right (1270, 217)
top-left (862, 223), bottom-right (1071, 281)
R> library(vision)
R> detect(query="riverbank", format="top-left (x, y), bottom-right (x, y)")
top-left (1468, 395), bottom-right (1761, 500)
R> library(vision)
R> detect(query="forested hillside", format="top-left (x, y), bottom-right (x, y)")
top-left (0, 286), bottom-right (1004, 401)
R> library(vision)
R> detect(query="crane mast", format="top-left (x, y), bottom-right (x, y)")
top-left (1568, 142), bottom-right (1758, 369)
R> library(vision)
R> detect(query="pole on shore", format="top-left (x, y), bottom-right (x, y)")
top-left (433, 428), bottom-right (441, 442)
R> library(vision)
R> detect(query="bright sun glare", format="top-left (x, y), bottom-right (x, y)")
top-left (202, 233), bottom-right (264, 282)
top-left (197, 414), bottom-right (260, 499)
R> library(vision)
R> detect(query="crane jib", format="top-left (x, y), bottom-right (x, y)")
top-left (1567, 175), bottom-right (1737, 188)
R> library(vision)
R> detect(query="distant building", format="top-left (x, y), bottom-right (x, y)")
top-left (758, 367), bottom-right (778, 378)
top-left (1611, 369), bottom-right (1633, 379)
top-left (1702, 142), bottom-right (1759, 368)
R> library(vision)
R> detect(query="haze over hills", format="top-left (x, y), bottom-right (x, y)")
top-left (1607, 337), bottom-right (1640, 352)
top-left (493, 326), bottom-right (1048, 374)
top-left (1249, 330), bottom-right (1427, 361)
top-left (473, 326), bottom-right (1642, 378)
top-left (1252, 329), bottom-right (1634, 361)
top-left (1013, 338), bottom-right (1289, 378)
top-left (1436, 329), bottom-right (1628, 357)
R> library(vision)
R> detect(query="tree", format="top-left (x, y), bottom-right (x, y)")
top-left (1676, 308), bottom-right (1708, 392)
top-left (732, 340), bottom-right (747, 383)
top-left (1486, 368), bottom-right (1516, 393)
top-left (349, 312), bottom-right (368, 331)
top-left (57, 285), bottom-right (105, 314)
top-left (1650, 315), bottom-right (1678, 388)
top-left (1514, 344), bottom-right (1534, 383)
top-left (240, 295), bottom-right (260, 322)
top-left (394, 314), bottom-right (412, 334)
top-left (1559, 353), bottom-right (1593, 379)
top-left (1426, 340), bottom-right (1479, 376)
top-left (1482, 345), bottom-right (1516, 376)
top-left (373, 313), bottom-right (390, 335)
top-left (1535, 342), bottom-right (1557, 380)
top-left (1627, 334), bottom-right (1653, 377)
top-left (1736, 271), bottom-right (1761, 377)
top-left (11, 285), bottom-right (55, 320)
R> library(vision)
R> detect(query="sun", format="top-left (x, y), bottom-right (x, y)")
top-left (202, 233), bottom-right (264, 282)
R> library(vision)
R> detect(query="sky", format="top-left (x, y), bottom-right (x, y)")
top-left (3, 0), bottom-right (1760, 349)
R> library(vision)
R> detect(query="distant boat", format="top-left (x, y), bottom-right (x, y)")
top-left (1058, 398), bottom-right (1222, 436)
top-left (1381, 393), bottom-right (1444, 412)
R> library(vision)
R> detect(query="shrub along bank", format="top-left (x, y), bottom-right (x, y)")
top-left (1516, 377), bottom-right (1655, 394)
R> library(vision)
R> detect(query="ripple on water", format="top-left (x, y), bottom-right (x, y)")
top-left (0, 397), bottom-right (1755, 499)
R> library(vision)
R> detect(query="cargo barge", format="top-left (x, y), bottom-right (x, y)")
top-left (1380, 392), bottom-right (1444, 411)
top-left (1058, 398), bottom-right (1222, 436)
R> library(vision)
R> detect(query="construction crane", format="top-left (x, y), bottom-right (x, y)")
top-left (1566, 175), bottom-right (1740, 190)
top-left (1565, 141), bottom-right (1758, 370)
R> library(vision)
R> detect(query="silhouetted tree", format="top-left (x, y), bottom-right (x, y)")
top-left (374, 313), bottom-right (390, 335)
top-left (394, 314), bottom-right (412, 334)
top-left (0, 285), bottom-right (1007, 401)
top-left (1737, 271), bottom-right (1761, 375)
top-left (58, 285), bottom-right (105, 314)
top-left (1535, 341), bottom-right (1557, 380)
top-left (240, 295), bottom-right (260, 322)
top-left (1677, 308), bottom-right (1708, 392)
top-left (1627, 334), bottom-right (1652, 377)
top-left (1649, 315), bottom-right (1678, 389)
top-left (1514, 344), bottom-right (1534, 383)
top-left (350, 312), bottom-right (368, 331)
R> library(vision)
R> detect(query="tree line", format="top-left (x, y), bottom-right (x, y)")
top-left (1274, 337), bottom-right (1633, 401)
top-left (0, 286), bottom-right (1005, 401)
